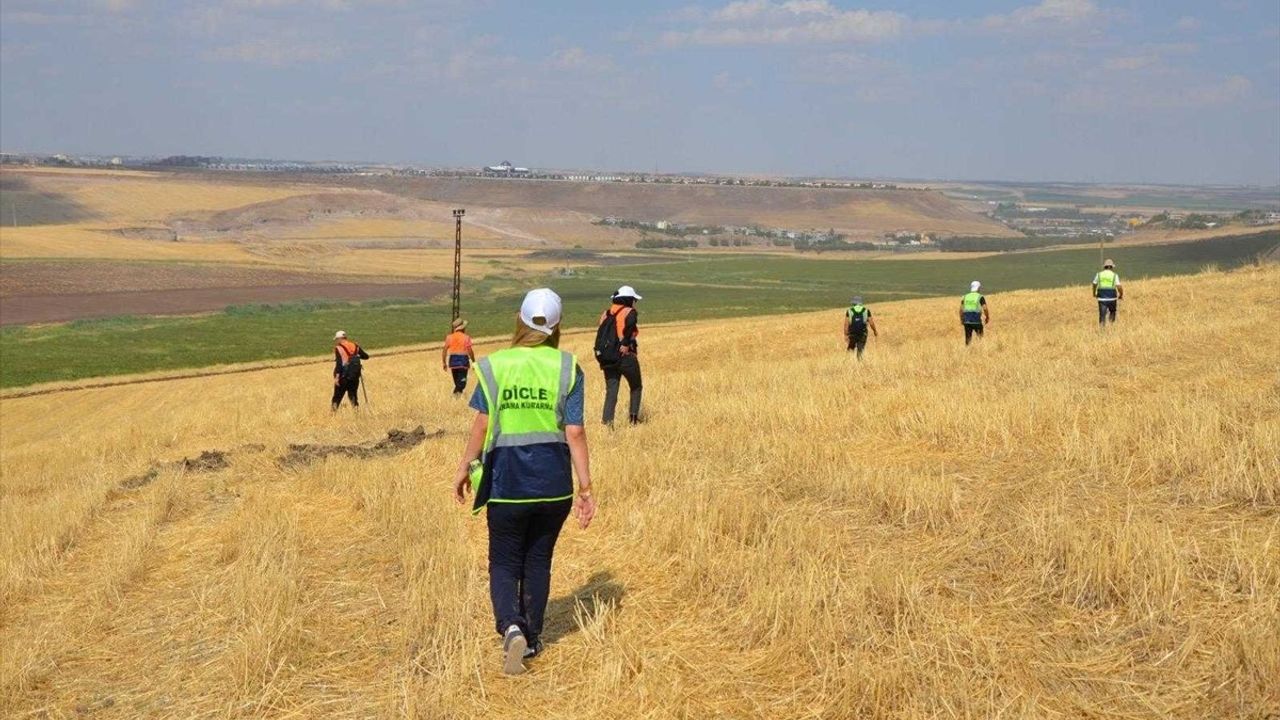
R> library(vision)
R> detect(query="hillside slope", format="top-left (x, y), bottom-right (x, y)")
top-left (353, 176), bottom-right (1016, 238)
top-left (2, 266), bottom-right (1277, 718)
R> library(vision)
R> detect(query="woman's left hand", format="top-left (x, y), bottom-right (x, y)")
top-left (574, 493), bottom-right (596, 529)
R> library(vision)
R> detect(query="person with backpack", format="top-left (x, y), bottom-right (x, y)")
top-left (451, 287), bottom-right (596, 675)
top-left (332, 330), bottom-right (369, 410)
top-left (960, 281), bottom-right (990, 346)
top-left (442, 318), bottom-right (476, 395)
top-left (595, 286), bottom-right (642, 426)
top-left (843, 295), bottom-right (878, 360)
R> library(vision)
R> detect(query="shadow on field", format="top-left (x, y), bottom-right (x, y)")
top-left (541, 571), bottom-right (626, 645)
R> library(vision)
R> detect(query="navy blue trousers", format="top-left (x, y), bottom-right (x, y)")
top-left (963, 323), bottom-right (984, 345)
top-left (1098, 300), bottom-right (1118, 324)
top-left (486, 499), bottom-right (572, 644)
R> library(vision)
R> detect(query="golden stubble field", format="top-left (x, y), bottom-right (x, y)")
top-left (1, 266), bottom-right (1277, 718)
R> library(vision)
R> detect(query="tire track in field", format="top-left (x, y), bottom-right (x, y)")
top-left (0, 322), bottom-right (690, 400)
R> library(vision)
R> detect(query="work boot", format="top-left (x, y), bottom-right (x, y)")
top-left (502, 625), bottom-right (527, 675)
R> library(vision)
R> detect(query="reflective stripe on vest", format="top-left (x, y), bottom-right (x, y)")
top-left (1097, 270), bottom-right (1117, 290)
top-left (962, 292), bottom-right (983, 313)
top-left (476, 346), bottom-right (577, 454)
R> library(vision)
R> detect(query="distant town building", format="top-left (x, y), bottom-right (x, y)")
top-left (483, 160), bottom-right (530, 176)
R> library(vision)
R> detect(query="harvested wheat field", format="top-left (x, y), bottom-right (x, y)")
top-left (1, 266), bottom-right (1277, 718)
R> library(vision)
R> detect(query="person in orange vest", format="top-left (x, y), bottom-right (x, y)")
top-left (332, 330), bottom-right (369, 410)
top-left (442, 318), bottom-right (477, 395)
top-left (594, 285), bottom-right (642, 426)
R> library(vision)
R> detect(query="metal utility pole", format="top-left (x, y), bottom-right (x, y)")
top-left (452, 208), bottom-right (465, 321)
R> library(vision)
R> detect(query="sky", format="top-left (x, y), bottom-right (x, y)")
top-left (1, 0), bottom-right (1278, 185)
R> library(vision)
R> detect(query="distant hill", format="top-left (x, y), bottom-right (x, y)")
top-left (337, 176), bottom-right (1017, 240)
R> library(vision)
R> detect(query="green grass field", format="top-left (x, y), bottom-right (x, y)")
top-left (2, 232), bottom-right (1275, 388)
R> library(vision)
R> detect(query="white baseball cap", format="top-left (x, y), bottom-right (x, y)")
top-left (334, 330), bottom-right (347, 340)
top-left (519, 288), bottom-right (562, 335)
top-left (614, 285), bottom-right (642, 300)
top-left (970, 281), bottom-right (981, 292)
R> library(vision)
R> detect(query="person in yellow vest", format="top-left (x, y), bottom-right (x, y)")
top-left (842, 295), bottom-right (879, 360)
top-left (331, 330), bottom-right (369, 410)
top-left (451, 288), bottom-right (596, 675)
top-left (442, 318), bottom-right (476, 395)
top-left (1092, 259), bottom-right (1124, 325)
top-left (959, 281), bottom-right (990, 346)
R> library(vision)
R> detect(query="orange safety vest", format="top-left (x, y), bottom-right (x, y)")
top-left (599, 304), bottom-right (636, 340)
top-left (336, 339), bottom-right (360, 364)
top-left (444, 331), bottom-right (472, 355)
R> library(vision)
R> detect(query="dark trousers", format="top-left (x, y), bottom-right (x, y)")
top-left (964, 323), bottom-right (984, 345)
top-left (331, 375), bottom-right (359, 408)
top-left (847, 331), bottom-right (868, 359)
top-left (450, 368), bottom-right (469, 394)
top-left (1098, 301), bottom-right (1117, 325)
top-left (487, 500), bottom-right (572, 645)
top-left (602, 354), bottom-right (642, 424)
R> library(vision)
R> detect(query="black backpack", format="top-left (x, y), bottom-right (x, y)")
top-left (848, 305), bottom-right (868, 330)
top-left (593, 310), bottom-right (622, 368)
top-left (342, 344), bottom-right (364, 379)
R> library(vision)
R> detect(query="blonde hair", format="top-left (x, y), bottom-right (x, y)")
top-left (511, 316), bottom-right (560, 348)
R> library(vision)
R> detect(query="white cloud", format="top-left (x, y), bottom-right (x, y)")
top-left (1, 10), bottom-right (81, 24)
top-left (656, 0), bottom-right (1112, 48)
top-left (1104, 55), bottom-right (1159, 71)
top-left (981, 0), bottom-right (1099, 31)
top-left (711, 70), bottom-right (753, 92)
top-left (660, 1), bottom-right (907, 47)
top-left (1196, 74), bottom-right (1251, 104)
top-left (211, 35), bottom-right (339, 66)
top-left (90, 0), bottom-right (141, 12)
top-left (550, 47), bottom-right (615, 73)
top-left (1063, 73), bottom-right (1253, 111)
top-left (1175, 16), bottom-right (1200, 31)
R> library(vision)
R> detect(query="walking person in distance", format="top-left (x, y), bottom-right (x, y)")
top-left (332, 330), bottom-right (369, 410)
top-left (844, 295), bottom-right (879, 360)
top-left (452, 288), bottom-right (597, 676)
top-left (960, 281), bottom-right (990, 346)
top-left (595, 285), bottom-right (643, 426)
top-left (442, 318), bottom-right (476, 395)
top-left (1092, 259), bottom-right (1124, 325)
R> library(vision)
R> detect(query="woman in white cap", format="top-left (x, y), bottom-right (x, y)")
top-left (595, 285), bottom-right (643, 426)
top-left (959, 281), bottom-right (989, 346)
top-left (451, 288), bottom-right (597, 675)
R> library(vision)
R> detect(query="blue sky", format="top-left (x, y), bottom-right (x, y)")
top-left (2, 0), bottom-right (1278, 184)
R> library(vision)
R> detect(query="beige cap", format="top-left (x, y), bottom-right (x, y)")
top-left (1103, 259), bottom-right (1115, 268)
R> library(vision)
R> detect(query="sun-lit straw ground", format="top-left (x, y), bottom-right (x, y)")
top-left (1, 266), bottom-right (1277, 718)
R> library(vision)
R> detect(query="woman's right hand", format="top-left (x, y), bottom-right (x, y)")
top-left (452, 464), bottom-right (473, 505)
top-left (573, 493), bottom-right (596, 530)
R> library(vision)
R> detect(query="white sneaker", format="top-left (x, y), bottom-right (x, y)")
top-left (502, 625), bottom-right (527, 676)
